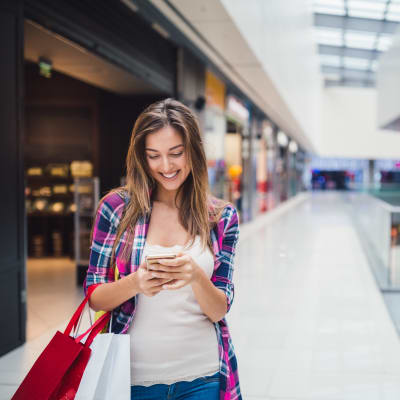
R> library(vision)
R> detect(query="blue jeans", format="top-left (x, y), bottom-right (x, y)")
top-left (130, 372), bottom-right (220, 399)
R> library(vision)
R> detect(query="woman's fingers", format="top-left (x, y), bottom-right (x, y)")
top-left (151, 271), bottom-right (186, 280)
top-left (147, 276), bottom-right (172, 287)
top-left (149, 264), bottom-right (183, 273)
top-left (157, 254), bottom-right (189, 267)
top-left (162, 280), bottom-right (186, 290)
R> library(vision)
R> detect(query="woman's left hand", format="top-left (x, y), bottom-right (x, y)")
top-left (150, 252), bottom-right (199, 290)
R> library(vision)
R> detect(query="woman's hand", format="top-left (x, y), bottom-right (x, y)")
top-left (150, 252), bottom-right (199, 290)
top-left (132, 261), bottom-right (172, 297)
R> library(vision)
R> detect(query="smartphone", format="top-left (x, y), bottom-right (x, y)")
top-left (145, 253), bottom-right (178, 271)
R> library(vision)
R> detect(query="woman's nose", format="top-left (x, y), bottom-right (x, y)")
top-left (161, 156), bottom-right (172, 172)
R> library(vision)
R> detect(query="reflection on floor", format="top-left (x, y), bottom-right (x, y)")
top-left (26, 257), bottom-right (83, 340)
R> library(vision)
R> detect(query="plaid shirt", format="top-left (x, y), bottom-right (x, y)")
top-left (84, 190), bottom-right (241, 399)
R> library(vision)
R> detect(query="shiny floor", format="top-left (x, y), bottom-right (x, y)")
top-left (26, 257), bottom-right (83, 340)
top-left (1, 192), bottom-right (400, 399)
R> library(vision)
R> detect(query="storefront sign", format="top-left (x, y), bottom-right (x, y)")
top-left (226, 95), bottom-right (249, 123)
top-left (205, 70), bottom-right (225, 111)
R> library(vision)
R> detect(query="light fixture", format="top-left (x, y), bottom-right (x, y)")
top-left (39, 57), bottom-right (52, 78)
top-left (277, 131), bottom-right (288, 147)
top-left (289, 141), bottom-right (298, 153)
top-left (120, 0), bottom-right (139, 12)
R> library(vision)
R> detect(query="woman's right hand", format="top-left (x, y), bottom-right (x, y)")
top-left (131, 261), bottom-right (171, 297)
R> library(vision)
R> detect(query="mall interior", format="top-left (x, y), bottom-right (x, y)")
top-left (2, 0), bottom-right (400, 399)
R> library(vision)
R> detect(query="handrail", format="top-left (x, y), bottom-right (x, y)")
top-left (359, 192), bottom-right (400, 213)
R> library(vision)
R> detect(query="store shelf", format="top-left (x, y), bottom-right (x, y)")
top-left (74, 177), bottom-right (99, 285)
top-left (79, 212), bottom-right (95, 218)
top-left (27, 212), bottom-right (74, 217)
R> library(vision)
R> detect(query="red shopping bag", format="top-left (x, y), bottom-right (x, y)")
top-left (12, 285), bottom-right (110, 400)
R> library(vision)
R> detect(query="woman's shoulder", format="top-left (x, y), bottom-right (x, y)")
top-left (208, 195), bottom-right (239, 225)
top-left (99, 188), bottom-right (129, 218)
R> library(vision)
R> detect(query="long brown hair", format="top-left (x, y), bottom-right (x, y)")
top-left (90, 98), bottom-right (229, 269)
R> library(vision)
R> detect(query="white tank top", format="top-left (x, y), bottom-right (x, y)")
top-left (128, 235), bottom-right (220, 386)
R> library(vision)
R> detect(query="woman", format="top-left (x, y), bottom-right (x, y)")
top-left (84, 98), bottom-right (241, 400)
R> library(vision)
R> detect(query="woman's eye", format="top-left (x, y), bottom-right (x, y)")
top-left (148, 152), bottom-right (183, 159)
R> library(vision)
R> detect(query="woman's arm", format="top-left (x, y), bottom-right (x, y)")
top-left (88, 275), bottom-right (139, 312)
top-left (90, 265), bottom-right (172, 311)
top-left (191, 267), bottom-right (228, 323)
top-left (153, 205), bottom-right (240, 322)
top-left (85, 194), bottom-right (171, 311)
top-left (209, 205), bottom-right (240, 317)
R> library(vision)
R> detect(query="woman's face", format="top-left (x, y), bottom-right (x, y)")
top-left (145, 125), bottom-right (191, 193)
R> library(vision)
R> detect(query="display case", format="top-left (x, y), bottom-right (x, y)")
top-left (25, 161), bottom-right (95, 258)
top-left (73, 177), bottom-right (100, 285)
top-left (26, 165), bottom-right (74, 257)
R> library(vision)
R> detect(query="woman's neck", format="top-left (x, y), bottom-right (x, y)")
top-left (153, 186), bottom-right (181, 209)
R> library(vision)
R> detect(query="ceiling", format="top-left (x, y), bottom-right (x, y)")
top-left (313, 0), bottom-right (400, 87)
top-left (24, 19), bottom-right (163, 95)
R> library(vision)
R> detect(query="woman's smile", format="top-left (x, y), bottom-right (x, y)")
top-left (160, 170), bottom-right (180, 180)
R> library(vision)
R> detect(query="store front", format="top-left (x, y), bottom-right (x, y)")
top-left (224, 95), bottom-right (250, 222)
top-left (23, 18), bottom-right (175, 341)
top-left (0, 0), bottom-right (178, 354)
top-left (203, 70), bottom-right (227, 199)
top-left (275, 130), bottom-right (290, 204)
top-left (255, 119), bottom-right (272, 215)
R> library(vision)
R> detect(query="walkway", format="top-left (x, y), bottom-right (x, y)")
top-left (231, 191), bottom-right (400, 399)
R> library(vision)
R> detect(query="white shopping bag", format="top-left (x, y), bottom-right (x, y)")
top-left (75, 314), bottom-right (131, 400)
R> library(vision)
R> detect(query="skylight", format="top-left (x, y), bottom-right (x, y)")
top-left (313, 0), bottom-right (399, 87)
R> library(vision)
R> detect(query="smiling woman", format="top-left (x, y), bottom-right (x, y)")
top-left (145, 130), bottom-right (189, 189)
top-left (84, 98), bottom-right (241, 400)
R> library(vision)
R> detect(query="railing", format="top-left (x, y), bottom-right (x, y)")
top-left (348, 192), bottom-right (400, 289)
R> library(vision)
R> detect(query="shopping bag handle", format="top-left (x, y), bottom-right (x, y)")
top-left (64, 284), bottom-right (101, 337)
top-left (75, 311), bottom-right (111, 347)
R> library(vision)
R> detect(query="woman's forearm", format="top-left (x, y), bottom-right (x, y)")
top-left (89, 273), bottom-right (139, 312)
top-left (191, 267), bottom-right (227, 323)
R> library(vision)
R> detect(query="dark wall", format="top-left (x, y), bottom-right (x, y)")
top-left (24, 62), bottom-right (99, 170)
top-left (98, 94), bottom-right (165, 196)
top-left (0, 0), bottom-right (26, 356)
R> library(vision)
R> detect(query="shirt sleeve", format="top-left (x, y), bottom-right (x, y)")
top-left (212, 205), bottom-right (240, 314)
top-left (83, 197), bottom-right (121, 296)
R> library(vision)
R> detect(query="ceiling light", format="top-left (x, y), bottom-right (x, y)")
top-left (120, 0), bottom-right (139, 12)
top-left (388, 3), bottom-right (400, 14)
top-left (277, 131), bottom-right (289, 147)
top-left (348, 9), bottom-right (384, 19)
top-left (314, 5), bottom-right (345, 15)
top-left (314, 27), bottom-right (343, 46)
top-left (386, 12), bottom-right (400, 21)
top-left (289, 141), bottom-right (298, 153)
top-left (345, 31), bottom-right (377, 49)
top-left (314, 0), bottom-right (344, 7)
top-left (343, 57), bottom-right (370, 69)
top-left (320, 54), bottom-right (342, 67)
top-left (348, 0), bottom-right (386, 12)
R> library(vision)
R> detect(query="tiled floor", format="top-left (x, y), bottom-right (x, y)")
top-left (1, 191), bottom-right (400, 399)
top-left (26, 257), bottom-right (83, 340)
